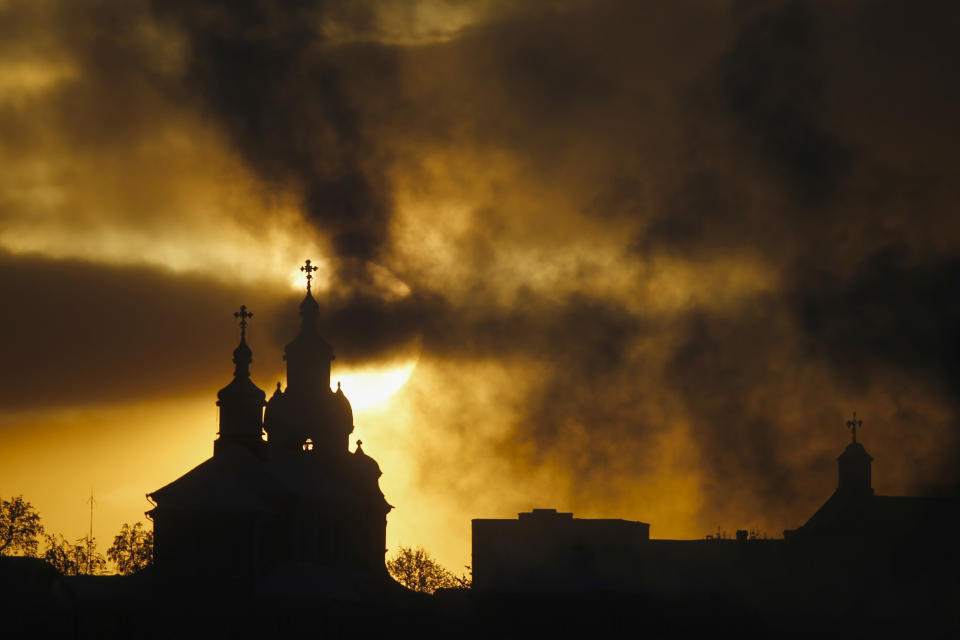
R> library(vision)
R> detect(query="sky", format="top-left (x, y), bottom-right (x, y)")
top-left (1, 0), bottom-right (959, 572)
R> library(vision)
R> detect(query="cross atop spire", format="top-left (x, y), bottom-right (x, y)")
top-left (300, 259), bottom-right (318, 293)
top-left (846, 411), bottom-right (863, 444)
top-left (234, 305), bottom-right (253, 341)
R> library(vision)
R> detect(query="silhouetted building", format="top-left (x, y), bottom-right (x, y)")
top-left (472, 508), bottom-right (790, 595)
top-left (784, 419), bottom-right (960, 576)
top-left (147, 265), bottom-right (392, 589)
top-left (473, 416), bottom-right (960, 599)
top-left (472, 508), bottom-right (651, 592)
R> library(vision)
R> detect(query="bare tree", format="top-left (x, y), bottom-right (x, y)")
top-left (0, 495), bottom-right (44, 557)
top-left (386, 546), bottom-right (470, 594)
top-left (107, 522), bottom-right (153, 575)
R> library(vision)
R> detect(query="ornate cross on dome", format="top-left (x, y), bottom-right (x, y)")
top-left (234, 305), bottom-right (253, 340)
top-left (300, 259), bottom-right (318, 293)
top-left (846, 411), bottom-right (863, 444)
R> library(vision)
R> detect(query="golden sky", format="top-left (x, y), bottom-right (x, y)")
top-left (1, 0), bottom-right (959, 572)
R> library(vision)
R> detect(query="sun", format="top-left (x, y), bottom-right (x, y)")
top-left (333, 357), bottom-right (419, 410)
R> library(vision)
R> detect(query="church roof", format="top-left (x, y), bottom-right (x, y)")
top-left (149, 445), bottom-right (390, 514)
top-left (837, 441), bottom-right (873, 462)
top-left (148, 445), bottom-right (279, 513)
top-left (787, 491), bottom-right (960, 542)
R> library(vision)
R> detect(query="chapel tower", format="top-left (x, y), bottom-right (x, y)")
top-left (214, 305), bottom-right (266, 456)
top-left (263, 259), bottom-right (354, 453)
top-left (837, 411), bottom-right (873, 497)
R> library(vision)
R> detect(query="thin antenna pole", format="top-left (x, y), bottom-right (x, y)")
top-left (87, 489), bottom-right (95, 575)
top-left (88, 488), bottom-right (94, 541)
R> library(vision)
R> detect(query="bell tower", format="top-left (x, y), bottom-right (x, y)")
top-left (284, 260), bottom-right (335, 396)
top-left (214, 305), bottom-right (266, 456)
top-left (837, 411), bottom-right (873, 497)
top-left (263, 259), bottom-right (354, 452)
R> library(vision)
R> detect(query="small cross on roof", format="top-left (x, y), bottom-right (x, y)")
top-left (233, 305), bottom-right (253, 339)
top-left (846, 411), bottom-right (863, 444)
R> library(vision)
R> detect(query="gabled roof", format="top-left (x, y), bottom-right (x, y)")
top-left (148, 445), bottom-right (281, 513)
top-left (787, 491), bottom-right (960, 541)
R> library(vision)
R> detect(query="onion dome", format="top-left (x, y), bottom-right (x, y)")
top-left (231, 338), bottom-right (253, 378)
top-left (215, 305), bottom-right (266, 456)
top-left (217, 305), bottom-right (261, 400)
top-left (353, 439), bottom-right (382, 479)
top-left (333, 381), bottom-right (354, 428)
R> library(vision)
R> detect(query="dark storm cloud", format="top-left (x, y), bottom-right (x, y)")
top-left (795, 246), bottom-right (960, 493)
top-left (371, 0), bottom-right (960, 520)
top-left (0, 251), bottom-right (282, 410)
top-left (664, 303), bottom-right (811, 513)
top-left (244, 0), bottom-right (960, 521)
top-left (150, 0), bottom-right (399, 260)
top-left (720, 2), bottom-right (852, 206)
top-left (797, 246), bottom-right (960, 399)
top-left (269, 280), bottom-right (641, 375)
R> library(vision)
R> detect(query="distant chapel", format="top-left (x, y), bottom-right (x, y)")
top-left (147, 261), bottom-right (392, 588)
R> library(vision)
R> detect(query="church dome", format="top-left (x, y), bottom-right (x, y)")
top-left (217, 373), bottom-right (266, 403)
top-left (232, 338), bottom-right (252, 368)
top-left (352, 440), bottom-right (382, 479)
top-left (215, 305), bottom-right (266, 457)
top-left (217, 306), bottom-right (263, 404)
top-left (333, 381), bottom-right (353, 428)
top-left (838, 441), bottom-right (873, 462)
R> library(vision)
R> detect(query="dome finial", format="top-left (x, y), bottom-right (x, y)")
top-left (233, 305), bottom-right (253, 342)
top-left (300, 259), bottom-right (318, 294)
top-left (231, 305), bottom-right (254, 377)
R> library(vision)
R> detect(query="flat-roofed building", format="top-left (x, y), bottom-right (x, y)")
top-left (472, 508), bottom-right (650, 592)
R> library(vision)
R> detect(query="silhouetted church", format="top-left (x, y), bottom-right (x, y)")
top-left (784, 414), bottom-right (960, 564)
top-left (147, 261), bottom-right (392, 589)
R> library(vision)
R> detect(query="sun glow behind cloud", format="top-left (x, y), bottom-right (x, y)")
top-left (336, 357), bottom-right (420, 411)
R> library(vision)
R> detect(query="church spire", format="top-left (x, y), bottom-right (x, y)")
top-left (232, 305), bottom-right (253, 378)
top-left (298, 259), bottom-right (321, 331)
top-left (837, 411), bottom-right (873, 497)
top-left (284, 259), bottom-right (334, 396)
top-left (215, 304), bottom-right (266, 456)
